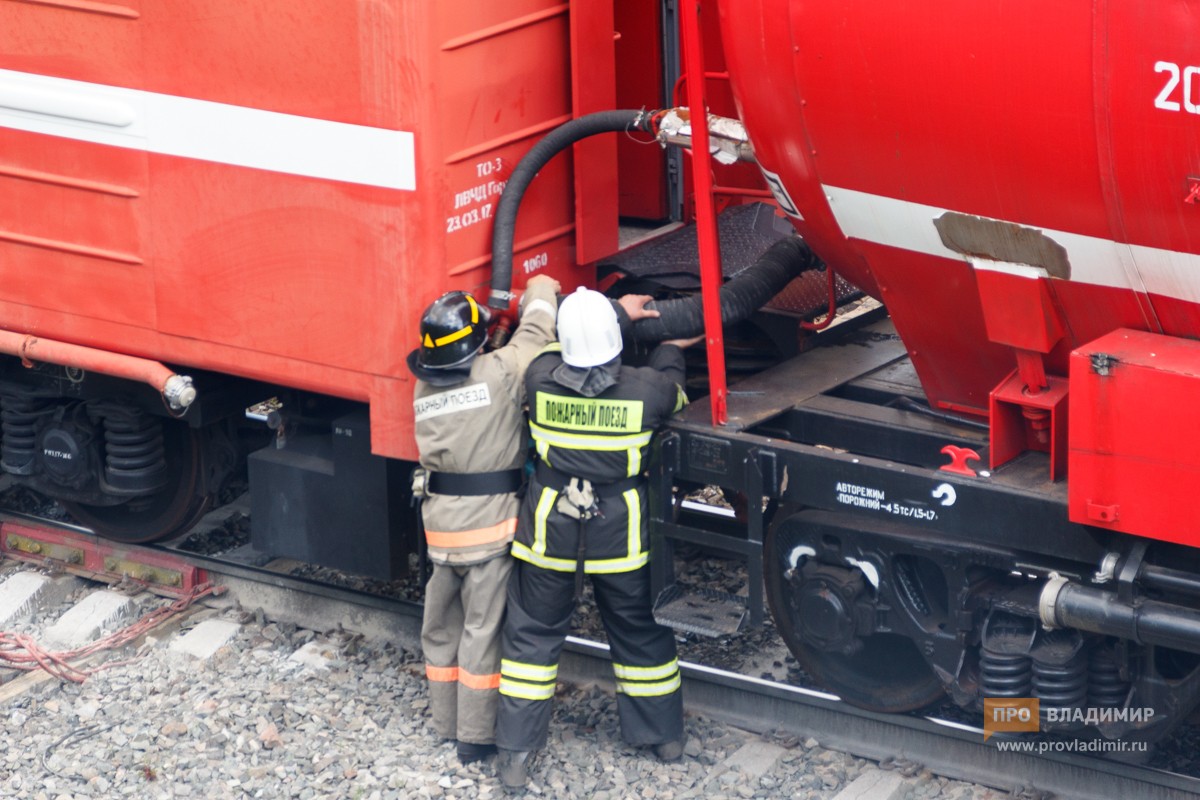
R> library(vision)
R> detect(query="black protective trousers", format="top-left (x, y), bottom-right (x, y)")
top-left (496, 559), bottom-right (684, 751)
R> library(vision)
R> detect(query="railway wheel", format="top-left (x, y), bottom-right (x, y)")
top-left (765, 505), bottom-right (946, 713)
top-left (63, 422), bottom-right (212, 544)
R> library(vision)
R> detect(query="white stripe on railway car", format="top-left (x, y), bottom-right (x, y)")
top-left (0, 68), bottom-right (416, 191)
top-left (822, 184), bottom-right (1200, 306)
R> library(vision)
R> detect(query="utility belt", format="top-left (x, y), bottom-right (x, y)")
top-left (412, 467), bottom-right (524, 498)
top-left (536, 462), bottom-right (647, 599)
top-left (535, 463), bottom-right (642, 499)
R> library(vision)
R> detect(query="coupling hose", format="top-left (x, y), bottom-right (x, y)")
top-left (488, 110), bottom-right (654, 309)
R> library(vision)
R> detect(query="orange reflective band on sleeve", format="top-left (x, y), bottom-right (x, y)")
top-left (426, 664), bottom-right (459, 683)
top-left (458, 668), bottom-right (501, 690)
top-left (424, 518), bottom-right (518, 549)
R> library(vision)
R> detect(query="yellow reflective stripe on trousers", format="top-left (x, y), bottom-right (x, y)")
top-left (511, 541), bottom-right (649, 573)
top-left (499, 658), bottom-right (557, 701)
top-left (584, 552), bottom-right (649, 573)
top-left (512, 484), bottom-right (647, 574)
top-left (612, 659), bottom-right (679, 681)
top-left (529, 422), bottom-right (652, 451)
top-left (616, 674), bottom-right (682, 697)
top-left (501, 659), bottom-right (558, 682)
top-left (499, 677), bottom-right (556, 700)
top-left (511, 540), bottom-right (576, 572)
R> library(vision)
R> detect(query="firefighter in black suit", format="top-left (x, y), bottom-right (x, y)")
top-left (495, 287), bottom-right (702, 788)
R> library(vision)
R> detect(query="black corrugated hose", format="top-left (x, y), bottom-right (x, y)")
top-left (488, 109), bottom-right (653, 309)
top-left (487, 109), bottom-right (824, 340)
top-left (628, 236), bottom-right (824, 342)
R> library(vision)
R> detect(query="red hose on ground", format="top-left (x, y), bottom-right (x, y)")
top-left (0, 583), bottom-right (221, 683)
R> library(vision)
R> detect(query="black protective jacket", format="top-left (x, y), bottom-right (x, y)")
top-left (512, 343), bottom-right (687, 573)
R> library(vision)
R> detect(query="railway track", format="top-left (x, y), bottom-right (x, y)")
top-left (1, 512), bottom-right (1198, 800)
top-left (563, 639), bottom-right (1200, 800)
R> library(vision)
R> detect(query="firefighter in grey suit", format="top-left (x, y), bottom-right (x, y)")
top-left (407, 273), bottom-right (559, 764)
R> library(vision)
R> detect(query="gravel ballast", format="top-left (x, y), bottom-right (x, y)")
top-left (0, 601), bottom-right (1008, 800)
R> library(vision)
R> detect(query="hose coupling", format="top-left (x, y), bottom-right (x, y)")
top-left (163, 375), bottom-right (197, 410)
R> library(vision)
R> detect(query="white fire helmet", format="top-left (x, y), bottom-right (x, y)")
top-left (557, 287), bottom-right (622, 367)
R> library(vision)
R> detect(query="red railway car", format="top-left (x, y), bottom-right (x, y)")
top-left (0, 0), bottom-right (633, 566)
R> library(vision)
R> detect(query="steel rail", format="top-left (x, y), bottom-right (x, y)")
top-left (560, 636), bottom-right (1200, 800)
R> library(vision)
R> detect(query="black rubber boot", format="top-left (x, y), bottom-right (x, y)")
top-left (653, 735), bottom-right (685, 762)
top-left (456, 741), bottom-right (497, 765)
top-left (496, 748), bottom-right (531, 790)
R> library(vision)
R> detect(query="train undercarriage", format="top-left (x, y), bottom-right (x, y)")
top-left (648, 313), bottom-right (1200, 749)
top-left (0, 361), bottom-right (409, 579)
top-left (0, 364), bottom-right (246, 543)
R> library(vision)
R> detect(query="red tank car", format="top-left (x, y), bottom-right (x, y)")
top-left (631, 0), bottom-right (1200, 746)
top-left (718, 0), bottom-right (1200, 546)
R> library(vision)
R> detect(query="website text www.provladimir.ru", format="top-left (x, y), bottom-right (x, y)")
top-left (993, 738), bottom-right (1149, 755)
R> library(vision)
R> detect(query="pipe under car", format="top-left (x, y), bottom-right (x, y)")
top-left (1041, 574), bottom-right (1200, 655)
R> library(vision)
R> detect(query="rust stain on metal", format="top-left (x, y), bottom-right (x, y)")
top-left (6, 534), bottom-right (83, 564)
top-left (103, 556), bottom-right (183, 587)
top-left (934, 213), bottom-right (1071, 279)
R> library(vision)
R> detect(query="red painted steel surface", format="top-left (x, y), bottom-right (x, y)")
top-left (0, 521), bottom-right (208, 596)
top-left (614, 0), bottom-right (668, 220)
top-left (1069, 329), bottom-right (1200, 545)
top-left (570, 0), bottom-right (618, 265)
top-left (990, 371), bottom-right (1069, 481)
top-left (0, 0), bottom-right (603, 461)
top-left (717, 0), bottom-right (1200, 418)
top-left (680, 1), bottom-right (728, 425)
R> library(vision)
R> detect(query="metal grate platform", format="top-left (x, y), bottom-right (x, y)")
top-left (652, 583), bottom-right (748, 637)
top-left (603, 203), bottom-right (859, 318)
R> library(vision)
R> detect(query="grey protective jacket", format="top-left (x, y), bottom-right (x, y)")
top-left (413, 281), bottom-right (557, 565)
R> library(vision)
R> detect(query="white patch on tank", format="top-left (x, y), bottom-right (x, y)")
top-left (818, 185), bottom-right (1200, 303)
top-left (969, 258), bottom-right (1049, 280)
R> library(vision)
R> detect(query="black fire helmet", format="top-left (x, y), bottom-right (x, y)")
top-left (406, 291), bottom-right (491, 386)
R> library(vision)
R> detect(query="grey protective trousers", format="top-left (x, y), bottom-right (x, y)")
top-left (421, 554), bottom-right (513, 744)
